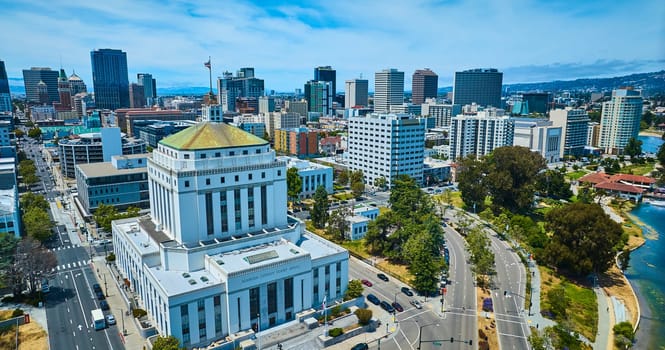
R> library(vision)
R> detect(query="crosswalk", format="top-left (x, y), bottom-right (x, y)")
top-left (49, 244), bottom-right (80, 252)
top-left (52, 260), bottom-right (92, 272)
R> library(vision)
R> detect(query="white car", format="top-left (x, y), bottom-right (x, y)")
top-left (106, 314), bottom-right (116, 325)
top-left (410, 300), bottom-right (423, 309)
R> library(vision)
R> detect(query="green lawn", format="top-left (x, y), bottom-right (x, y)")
top-left (566, 170), bottom-right (589, 180)
top-left (619, 162), bottom-right (656, 176)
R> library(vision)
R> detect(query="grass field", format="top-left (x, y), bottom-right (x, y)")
top-left (539, 266), bottom-right (598, 342)
top-left (619, 162), bottom-right (656, 176)
top-left (566, 170), bottom-right (589, 180)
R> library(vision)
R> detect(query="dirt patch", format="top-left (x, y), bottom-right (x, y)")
top-left (476, 287), bottom-right (499, 350)
top-left (599, 265), bottom-right (639, 327)
top-left (0, 310), bottom-right (48, 350)
top-left (626, 235), bottom-right (645, 251)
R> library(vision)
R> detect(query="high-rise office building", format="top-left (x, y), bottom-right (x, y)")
top-left (599, 88), bottom-right (643, 155)
top-left (217, 68), bottom-right (264, 112)
top-left (53, 69), bottom-right (72, 112)
top-left (374, 69), bottom-right (404, 113)
top-left (0, 60), bottom-right (10, 112)
top-left (513, 117), bottom-right (562, 163)
top-left (258, 96), bottom-right (275, 114)
top-left (314, 66), bottom-right (336, 95)
top-left (304, 81), bottom-right (332, 115)
top-left (453, 68), bottom-right (502, 107)
top-left (137, 73), bottom-right (156, 106)
top-left (129, 83), bottom-right (146, 108)
top-left (449, 108), bottom-right (514, 161)
top-left (344, 79), bottom-right (368, 108)
top-left (68, 72), bottom-right (87, 95)
top-left (22, 67), bottom-right (59, 103)
top-left (112, 122), bottom-right (348, 348)
top-left (412, 69), bottom-right (438, 105)
top-left (550, 108), bottom-right (590, 158)
top-left (348, 113), bottom-right (426, 188)
top-left (91, 49), bottom-right (130, 110)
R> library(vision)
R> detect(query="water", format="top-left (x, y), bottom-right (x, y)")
top-left (626, 203), bottom-right (665, 349)
top-left (638, 135), bottom-right (664, 154)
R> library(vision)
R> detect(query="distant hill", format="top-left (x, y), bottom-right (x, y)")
top-left (438, 70), bottom-right (665, 96)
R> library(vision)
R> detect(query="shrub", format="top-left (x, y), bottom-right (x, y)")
top-left (328, 327), bottom-right (344, 337)
top-left (106, 253), bottom-right (116, 262)
top-left (11, 308), bottom-right (24, 317)
top-left (133, 308), bottom-right (147, 318)
top-left (354, 308), bottom-right (372, 325)
top-left (331, 305), bottom-right (342, 318)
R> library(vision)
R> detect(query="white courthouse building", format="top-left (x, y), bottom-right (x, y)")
top-left (112, 122), bottom-right (349, 348)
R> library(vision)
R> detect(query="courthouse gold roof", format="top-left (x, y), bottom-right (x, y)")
top-left (159, 122), bottom-right (268, 150)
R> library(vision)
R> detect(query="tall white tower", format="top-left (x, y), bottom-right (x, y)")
top-left (374, 69), bottom-right (404, 113)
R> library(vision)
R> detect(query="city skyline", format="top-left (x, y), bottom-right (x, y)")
top-left (1, 0), bottom-right (664, 93)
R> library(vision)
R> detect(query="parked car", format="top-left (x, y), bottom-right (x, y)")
top-left (361, 279), bottom-right (373, 287)
top-left (100, 300), bottom-right (109, 311)
top-left (367, 294), bottom-right (380, 305)
top-left (391, 302), bottom-right (404, 312)
top-left (380, 301), bottom-right (395, 313)
top-left (93, 284), bottom-right (102, 293)
top-left (96, 291), bottom-right (105, 300)
top-left (410, 300), bottom-right (423, 309)
top-left (105, 314), bottom-right (116, 325)
top-left (351, 343), bottom-right (369, 350)
top-left (401, 287), bottom-right (413, 296)
top-left (377, 273), bottom-right (389, 282)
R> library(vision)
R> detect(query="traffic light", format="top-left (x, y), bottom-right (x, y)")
top-left (450, 337), bottom-right (454, 343)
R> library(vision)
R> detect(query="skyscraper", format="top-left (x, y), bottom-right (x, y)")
top-left (68, 71), bottom-right (87, 95)
top-left (374, 69), bottom-right (404, 113)
top-left (129, 83), bottom-right (146, 108)
top-left (449, 108), bottom-right (514, 161)
top-left (412, 69), bottom-right (438, 105)
top-left (344, 79), bottom-right (368, 108)
top-left (0, 60), bottom-right (11, 112)
top-left (22, 67), bottom-right (59, 103)
top-left (550, 108), bottom-right (590, 158)
top-left (137, 73), bottom-right (156, 106)
top-left (53, 69), bottom-right (72, 112)
top-left (599, 88), bottom-right (643, 155)
top-left (304, 81), bottom-right (332, 115)
top-left (314, 66), bottom-right (336, 95)
top-left (90, 48), bottom-right (130, 110)
top-left (453, 68), bottom-right (502, 107)
top-left (217, 68), bottom-right (264, 112)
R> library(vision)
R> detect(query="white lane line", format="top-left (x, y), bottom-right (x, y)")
top-left (497, 332), bottom-right (528, 339)
top-left (70, 270), bottom-right (90, 328)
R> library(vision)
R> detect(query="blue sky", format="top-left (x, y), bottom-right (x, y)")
top-left (1, 0), bottom-right (664, 93)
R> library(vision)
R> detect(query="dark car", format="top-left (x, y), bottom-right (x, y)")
top-left (377, 273), bottom-right (389, 282)
top-left (351, 343), bottom-right (369, 350)
top-left (380, 301), bottom-right (395, 313)
top-left (401, 287), bottom-right (414, 296)
top-left (93, 284), bottom-right (102, 293)
top-left (96, 291), bottom-right (105, 300)
top-left (100, 300), bottom-right (109, 311)
top-left (391, 302), bottom-right (404, 312)
top-left (367, 294), bottom-right (380, 305)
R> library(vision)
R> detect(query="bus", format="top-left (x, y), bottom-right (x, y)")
top-left (92, 309), bottom-right (106, 330)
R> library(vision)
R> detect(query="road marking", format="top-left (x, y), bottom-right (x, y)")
top-left (497, 332), bottom-right (527, 339)
top-left (70, 319), bottom-right (72, 324)
top-left (70, 270), bottom-right (90, 328)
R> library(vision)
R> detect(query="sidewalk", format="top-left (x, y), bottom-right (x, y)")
top-left (525, 261), bottom-right (556, 331)
top-left (91, 257), bottom-right (145, 350)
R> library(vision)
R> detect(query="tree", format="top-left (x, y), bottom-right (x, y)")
top-left (613, 321), bottom-right (635, 348)
top-left (10, 238), bottom-right (57, 297)
top-left (27, 127), bottom-right (42, 139)
top-left (286, 167), bottom-right (302, 204)
top-left (535, 169), bottom-right (572, 199)
top-left (404, 230), bottom-right (444, 294)
top-left (354, 308), bottom-right (373, 325)
top-left (94, 204), bottom-right (119, 232)
top-left (642, 110), bottom-right (654, 127)
top-left (546, 285), bottom-right (568, 320)
top-left (657, 143), bottom-right (665, 166)
top-left (456, 155), bottom-right (488, 212)
top-left (624, 137), bottom-right (643, 159)
top-left (349, 170), bottom-right (365, 198)
top-left (389, 175), bottom-right (433, 218)
top-left (374, 176), bottom-right (387, 191)
top-left (13, 129), bottom-right (24, 139)
top-left (23, 207), bottom-right (52, 242)
top-left (465, 227), bottom-right (495, 287)
top-left (542, 203), bottom-right (624, 276)
top-left (484, 146), bottom-right (547, 213)
top-left (152, 335), bottom-right (183, 350)
top-left (326, 207), bottom-right (351, 242)
top-left (336, 170), bottom-right (349, 186)
top-left (618, 248), bottom-right (630, 272)
top-left (310, 186), bottom-right (329, 229)
top-left (0, 233), bottom-right (18, 286)
top-left (20, 192), bottom-right (49, 212)
top-left (344, 280), bottom-right (364, 300)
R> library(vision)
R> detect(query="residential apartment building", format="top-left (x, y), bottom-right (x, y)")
top-left (449, 109), bottom-right (514, 161)
top-left (112, 122), bottom-right (348, 348)
top-left (75, 154), bottom-right (149, 215)
top-left (412, 69), bottom-right (438, 105)
top-left (374, 69), bottom-right (404, 113)
top-left (549, 108), bottom-right (590, 158)
top-left (347, 113), bottom-right (426, 188)
top-left (273, 127), bottom-right (319, 158)
top-left (264, 111), bottom-right (301, 138)
top-left (587, 122), bottom-right (601, 148)
top-left (421, 99), bottom-right (461, 128)
top-left (599, 89), bottom-right (643, 154)
top-left (279, 156), bottom-right (333, 198)
top-left (453, 68), bottom-right (502, 108)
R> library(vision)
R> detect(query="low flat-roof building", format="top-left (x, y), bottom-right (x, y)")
top-left (75, 154), bottom-right (150, 216)
top-left (279, 156), bottom-right (333, 198)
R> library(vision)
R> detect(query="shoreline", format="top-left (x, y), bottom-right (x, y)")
top-left (638, 130), bottom-right (664, 138)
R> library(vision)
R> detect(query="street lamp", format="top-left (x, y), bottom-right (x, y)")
top-left (256, 313), bottom-right (261, 350)
top-left (417, 322), bottom-right (439, 350)
top-left (119, 308), bottom-right (126, 335)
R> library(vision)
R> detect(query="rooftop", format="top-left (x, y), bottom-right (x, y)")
top-left (212, 239), bottom-right (309, 274)
top-left (160, 122), bottom-right (268, 151)
top-left (150, 265), bottom-right (221, 297)
top-left (76, 161), bottom-right (148, 178)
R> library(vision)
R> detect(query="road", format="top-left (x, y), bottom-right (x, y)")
top-left (21, 137), bottom-right (125, 350)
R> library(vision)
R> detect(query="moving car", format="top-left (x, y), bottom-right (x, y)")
top-left (380, 301), bottom-right (395, 313)
top-left (367, 294), bottom-right (380, 305)
top-left (401, 287), bottom-right (413, 296)
top-left (105, 314), bottom-right (116, 325)
top-left (351, 343), bottom-right (369, 350)
top-left (377, 273), bottom-right (389, 282)
top-left (391, 302), bottom-right (404, 312)
top-left (410, 300), bottom-right (423, 309)
top-left (361, 279), bottom-right (373, 287)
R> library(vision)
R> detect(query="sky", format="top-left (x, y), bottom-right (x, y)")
top-left (1, 0), bottom-right (664, 93)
